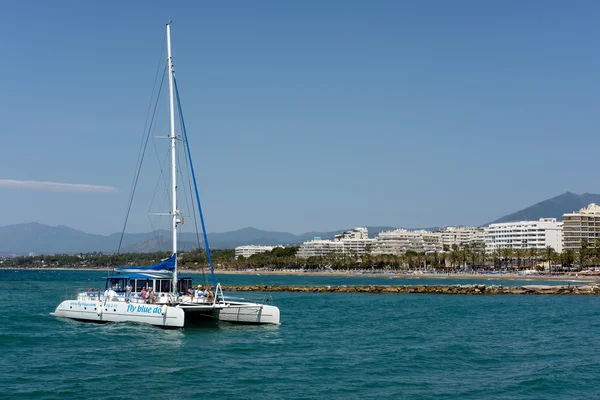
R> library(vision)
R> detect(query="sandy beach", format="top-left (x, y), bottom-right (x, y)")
top-left (213, 269), bottom-right (600, 282)
top-left (3, 267), bottom-right (599, 282)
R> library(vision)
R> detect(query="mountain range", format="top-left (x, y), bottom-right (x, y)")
top-left (0, 224), bottom-right (400, 256)
top-left (1, 191), bottom-right (597, 255)
top-left (488, 191), bottom-right (600, 224)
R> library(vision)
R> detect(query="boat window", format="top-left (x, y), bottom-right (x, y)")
top-left (160, 279), bottom-right (172, 293)
top-left (135, 279), bottom-right (150, 292)
top-left (106, 278), bottom-right (126, 292)
top-left (178, 278), bottom-right (192, 294)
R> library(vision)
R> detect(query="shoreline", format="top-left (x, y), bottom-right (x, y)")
top-left (216, 270), bottom-right (600, 282)
top-left (220, 283), bottom-right (600, 295)
top-left (3, 267), bottom-right (599, 282)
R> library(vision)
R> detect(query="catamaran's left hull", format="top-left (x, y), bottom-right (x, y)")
top-left (52, 299), bottom-right (185, 328)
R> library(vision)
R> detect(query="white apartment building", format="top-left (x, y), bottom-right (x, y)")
top-left (438, 226), bottom-right (485, 248)
top-left (563, 203), bottom-right (600, 251)
top-left (297, 227), bottom-right (374, 258)
top-left (235, 245), bottom-right (280, 259)
top-left (334, 227), bottom-right (370, 241)
top-left (484, 218), bottom-right (563, 253)
top-left (296, 238), bottom-right (344, 258)
top-left (370, 229), bottom-right (443, 256)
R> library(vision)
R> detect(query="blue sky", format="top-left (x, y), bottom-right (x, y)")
top-left (1, 1), bottom-right (599, 235)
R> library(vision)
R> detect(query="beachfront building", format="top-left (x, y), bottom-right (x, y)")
top-left (235, 245), bottom-right (281, 259)
top-left (484, 218), bottom-right (563, 253)
top-left (296, 238), bottom-right (344, 258)
top-left (296, 227), bottom-right (375, 258)
top-left (563, 203), bottom-right (600, 252)
top-left (437, 226), bottom-right (485, 248)
top-left (334, 227), bottom-right (374, 255)
top-left (370, 229), bottom-right (443, 256)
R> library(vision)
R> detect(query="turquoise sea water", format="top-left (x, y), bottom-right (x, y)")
top-left (1, 270), bottom-right (599, 399)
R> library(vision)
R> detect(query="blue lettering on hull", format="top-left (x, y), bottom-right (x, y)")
top-left (126, 304), bottom-right (163, 314)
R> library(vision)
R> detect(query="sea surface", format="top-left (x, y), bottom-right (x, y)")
top-left (1, 269), bottom-right (599, 399)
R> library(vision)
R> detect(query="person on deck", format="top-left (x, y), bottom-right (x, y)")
top-left (104, 288), bottom-right (117, 300)
top-left (148, 288), bottom-right (156, 303)
top-left (141, 287), bottom-right (148, 302)
top-left (125, 283), bottom-right (132, 298)
top-left (187, 287), bottom-right (195, 298)
top-left (195, 287), bottom-right (205, 302)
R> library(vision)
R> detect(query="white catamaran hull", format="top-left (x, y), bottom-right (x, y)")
top-left (52, 299), bottom-right (185, 328)
top-left (52, 296), bottom-right (280, 328)
top-left (216, 302), bottom-right (280, 324)
top-left (181, 302), bottom-right (280, 325)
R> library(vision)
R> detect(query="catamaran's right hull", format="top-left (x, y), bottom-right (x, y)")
top-left (215, 303), bottom-right (281, 325)
top-left (180, 302), bottom-right (280, 325)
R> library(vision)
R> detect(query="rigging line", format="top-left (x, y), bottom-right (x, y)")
top-left (177, 95), bottom-right (208, 284)
top-left (176, 126), bottom-right (207, 282)
top-left (149, 178), bottom-right (171, 253)
top-left (136, 35), bottom-right (167, 173)
top-left (147, 146), bottom-right (172, 216)
top-left (147, 214), bottom-right (164, 253)
top-left (117, 66), bottom-right (167, 254)
top-left (150, 126), bottom-right (173, 212)
top-left (173, 76), bottom-right (217, 291)
top-left (121, 39), bottom-right (166, 232)
top-left (181, 135), bottom-right (202, 250)
top-left (176, 146), bottom-right (194, 250)
top-left (176, 140), bottom-right (194, 226)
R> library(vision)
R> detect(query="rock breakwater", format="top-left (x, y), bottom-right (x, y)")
top-left (220, 284), bottom-right (600, 295)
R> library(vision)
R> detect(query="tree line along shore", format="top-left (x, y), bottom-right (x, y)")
top-left (2, 244), bottom-right (600, 275)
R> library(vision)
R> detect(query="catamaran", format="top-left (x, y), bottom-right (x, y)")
top-left (52, 24), bottom-right (280, 328)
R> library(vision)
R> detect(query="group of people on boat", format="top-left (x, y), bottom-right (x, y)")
top-left (187, 286), bottom-right (214, 302)
top-left (89, 282), bottom-right (214, 304)
top-left (139, 286), bottom-right (157, 303)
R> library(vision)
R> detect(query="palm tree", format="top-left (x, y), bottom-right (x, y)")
top-left (543, 246), bottom-right (556, 274)
top-left (594, 238), bottom-right (600, 268)
top-left (561, 248), bottom-right (575, 271)
top-left (527, 247), bottom-right (538, 269)
top-left (449, 249), bottom-right (460, 270)
top-left (492, 249), bottom-right (502, 270)
top-left (514, 249), bottom-right (527, 270)
top-left (469, 246), bottom-right (478, 270)
top-left (500, 248), bottom-right (513, 271)
top-left (578, 240), bottom-right (589, 270)
top-left (459, 244), bottom-right (470, 270)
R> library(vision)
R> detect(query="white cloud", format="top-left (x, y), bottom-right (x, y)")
top-left (0, 179), bottom-right (118, 193)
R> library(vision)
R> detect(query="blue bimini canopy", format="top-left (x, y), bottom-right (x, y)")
top-left (114, 253), bottom-right (176, 274)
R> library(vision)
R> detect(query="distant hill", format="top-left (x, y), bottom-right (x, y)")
top-left (488, 192), bottom-right (600, 225)
top-left (0, 223), bottom-right (405, 255)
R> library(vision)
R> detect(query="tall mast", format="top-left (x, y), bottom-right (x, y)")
top-left (166, 23), bottom-right (179, 291)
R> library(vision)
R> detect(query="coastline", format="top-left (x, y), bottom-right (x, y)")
top-left (215, 270), bottom-right (600, 282)
top-left (3, 267), bottom-right (599, 282)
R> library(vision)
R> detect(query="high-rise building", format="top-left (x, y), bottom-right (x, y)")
top-left (562, 203), bottom-right (600, 251)
top-left (235, 245), bottom-right (280, 259)
top-left (484, 218), bottom-right (562, 253)
top-left (297, 227), bottom-right (374, 258)
top-left (370, 229), bottom-right (442, 256)
top-left (438, 226), bottom-right (485, 248)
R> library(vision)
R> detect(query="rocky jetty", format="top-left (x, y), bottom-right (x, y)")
top-left (220, 284), bottom-right (600, 295)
